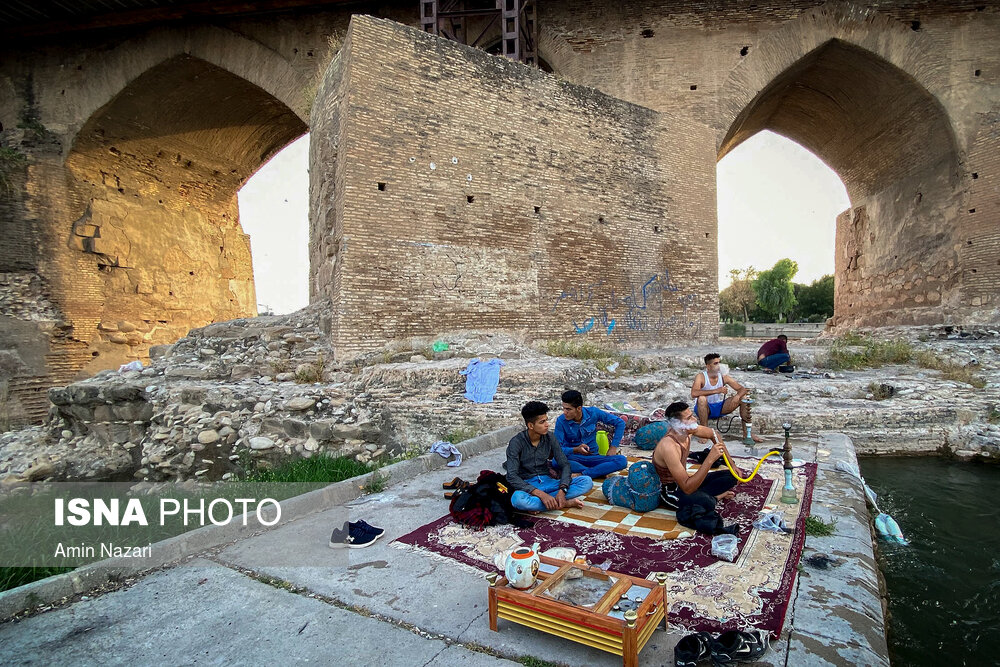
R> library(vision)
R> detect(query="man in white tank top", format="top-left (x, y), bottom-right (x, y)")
top-left (690, 353), bottom-right (763, 443)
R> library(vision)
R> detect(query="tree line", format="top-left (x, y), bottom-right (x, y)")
top-left (719, 259), bottom-right (834, 323)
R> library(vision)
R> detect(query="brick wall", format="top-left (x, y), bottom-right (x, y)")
top-left (312, 16), bottom-right (718, 357)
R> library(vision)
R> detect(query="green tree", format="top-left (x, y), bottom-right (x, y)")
top-left (753, 259), bottom-right (798, 322)
top-left (718, 267), bottom-right (757, 322)
top-left (795, 274), bottom-right (834, 321)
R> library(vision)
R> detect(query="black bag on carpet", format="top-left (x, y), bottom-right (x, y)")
top-left (449, 470), bottom-right (533, 530)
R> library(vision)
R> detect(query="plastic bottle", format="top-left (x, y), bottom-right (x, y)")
top-left (596, 430), bottom-right (610, 456)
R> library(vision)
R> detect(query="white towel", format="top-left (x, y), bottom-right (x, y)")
top-left (429, 440), bottom-right (462, 467)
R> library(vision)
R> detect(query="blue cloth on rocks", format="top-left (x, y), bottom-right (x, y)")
top-left (459, 358), bottom-right (505, 403)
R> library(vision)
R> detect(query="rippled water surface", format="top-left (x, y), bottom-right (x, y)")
top-left (859, 457), bottom-right (1000, 666)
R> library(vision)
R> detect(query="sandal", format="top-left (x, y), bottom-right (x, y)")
top-left (444, 481), bottom-right (472, 499)
top-left (442, 477), bottom-right (466, 490)
top-left (674, 631), bottom-right (713, 667)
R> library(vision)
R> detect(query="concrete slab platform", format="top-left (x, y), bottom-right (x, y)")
top-left (1, 431), bottom-right (887, 666)
top-left (0, 559), bottom-right (519, 667)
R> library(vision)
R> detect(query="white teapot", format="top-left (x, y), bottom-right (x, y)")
top-left (504, 542), bottom-right (541, 589)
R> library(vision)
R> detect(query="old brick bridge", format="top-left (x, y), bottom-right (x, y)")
top-left (1, 1), bottom-right (998, 421)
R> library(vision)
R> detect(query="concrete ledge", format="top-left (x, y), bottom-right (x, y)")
top-left (0, 423), bottom-right (520, 620)
top-left (784, 432), bottom-right (890, 665)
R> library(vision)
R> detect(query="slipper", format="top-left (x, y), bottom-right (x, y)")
top-left (442, 477), bottom-right (466, 490)
top-left (674, 631), bottom-right (713, 667)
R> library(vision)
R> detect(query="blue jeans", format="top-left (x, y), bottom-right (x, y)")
top-left (759, 352), bottom-right (790, 370)
top-left (511, 475), bottom-right (594, 512)
top-left (557, 454), bottom-right (628, 478)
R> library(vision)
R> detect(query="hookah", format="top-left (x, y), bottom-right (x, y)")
top-left (779, 422), bottom-right (798, 504)
top-left (717, 413), bottom-right (791, 485)
top-left (740, 394), bottom-right (756, 452)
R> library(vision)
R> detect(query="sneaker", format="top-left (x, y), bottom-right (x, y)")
top-left (710, 629), bottom-right (769, 664)
top-left (329, 522), bottom-right (378, 549)
top-left (351, 519), bottom-right (385, 539)
top-left (674, 631), bottom-right (713, 667)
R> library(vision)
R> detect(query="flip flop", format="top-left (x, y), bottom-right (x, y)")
top-left (674, 631), bottom-right (713, 667)
top-left (442, 477), bottom-right (466, 489)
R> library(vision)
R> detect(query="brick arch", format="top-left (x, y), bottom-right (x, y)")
top-left (719, 37), bottom-right (960, 204)
top-left (717, 2), bottom-right (951, 150)
top-left (65, 25), bottom-right (310, 145)
top-left (55, 52), bottom-right (307, 377)
top-left (716, 3), bottom-right (966, 328)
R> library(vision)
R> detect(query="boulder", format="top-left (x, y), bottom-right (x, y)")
top-left (284, 397), bottom-right (316, 411)
top-left (198, 429), bottom-right (221, 445)
top-left (250, 436), bottom-right (275, 450)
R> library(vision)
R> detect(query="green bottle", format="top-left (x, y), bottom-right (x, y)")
top-left (596, 430), bottom-right (610, 456)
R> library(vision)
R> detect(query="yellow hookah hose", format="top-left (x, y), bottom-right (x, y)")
top-left (719, 448), bottom-right (783, 483)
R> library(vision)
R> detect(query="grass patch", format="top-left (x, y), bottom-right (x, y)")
top-left (804, 515), bottom-right (837, 537)
top-left (914, 351), bottom-right (986, 388)
top-left (244, 453), bottom-right (371, 484)
top-left (294, 355), bottom-right (325, 383)
top-left (445, 426), bottom-right (478, 444)
top-left (725, 353), bottom-right (759, 369)
top-left (988, 406), bottom-right (1000, 424)
top-left (544, 340), bottom-right (615, 360)
top-left (543, 340), bottom-right (655, 375)
top-left (520, 657), bottom-right (563, 667)
top-left (867, 382), bottom-right (895, 401)
top-left (0, 566), bottom-right (75, 593)
top-left (720, 322), bottom-right (747, 337)
top-left (362, 469), bottom-right (390, 494)
top-left (823, 334), bottom-right (913, 370)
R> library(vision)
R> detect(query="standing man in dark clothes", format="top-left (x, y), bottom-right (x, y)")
top-left (506, 401), bottom-right (594, 512)
top-left (757, 334), bottom-right (792, 371)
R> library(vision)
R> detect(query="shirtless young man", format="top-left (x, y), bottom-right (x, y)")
top-left (652, 401), bottom-right (742, 510)
top-left (690, 352), bottom-right (764, 443)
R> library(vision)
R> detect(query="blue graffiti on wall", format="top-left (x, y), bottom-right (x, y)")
top-left (553, 270), bottom-right (702, 339)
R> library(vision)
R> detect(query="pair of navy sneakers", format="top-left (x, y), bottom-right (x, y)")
top-left (328, 520), bottom-right (385, 548)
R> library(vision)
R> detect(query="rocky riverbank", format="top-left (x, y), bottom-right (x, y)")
top-left (1, 306), bottom-right (998, 483)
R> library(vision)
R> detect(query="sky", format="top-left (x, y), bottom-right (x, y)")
top-left (238, 130), bottom-right (850, 314)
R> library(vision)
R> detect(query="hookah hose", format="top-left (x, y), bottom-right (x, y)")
top-left (718, 447), bottom-right (783, 483)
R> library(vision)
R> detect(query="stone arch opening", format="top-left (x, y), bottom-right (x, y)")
top-left (717, 130), bottom-right (847, 322)
top-left (719, 38), bottom-right (962, 327)
top-left (65, 54), bottom-right (307, 371)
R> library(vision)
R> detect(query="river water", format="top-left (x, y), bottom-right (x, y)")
top-left (859, 457), bottom-right (1000, 666)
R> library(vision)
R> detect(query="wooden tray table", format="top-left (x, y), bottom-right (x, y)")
top-left (487, 555), bottom-right (668, 667)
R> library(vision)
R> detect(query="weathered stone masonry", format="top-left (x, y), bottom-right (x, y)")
top-left (2, 0), bottom-right (999, 419)
top-left (311, 16), bottom-right (718, 357)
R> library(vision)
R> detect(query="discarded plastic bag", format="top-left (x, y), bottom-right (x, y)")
top-left (753, 510), bottom-right (793, 534)
top-left (118, 360), bottom-right (143, 373)
top-left (711, 534), bottom-right (738, 562)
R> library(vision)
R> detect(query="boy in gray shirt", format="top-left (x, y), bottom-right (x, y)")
top-left (506, 401), bottom-right (594, 512)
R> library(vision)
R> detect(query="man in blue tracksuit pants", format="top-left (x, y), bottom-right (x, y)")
top-left (554, 390), bottom-right (628, 479)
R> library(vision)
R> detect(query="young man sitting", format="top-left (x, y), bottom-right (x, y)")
top-left (554, 390), bottom-right (629, 478)
top-left (506, 401), bottom-right (594, 512)
top-left (652, 401), bottom-right (742, 509)
top-left (690, 353), bottom-right (763, 443)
